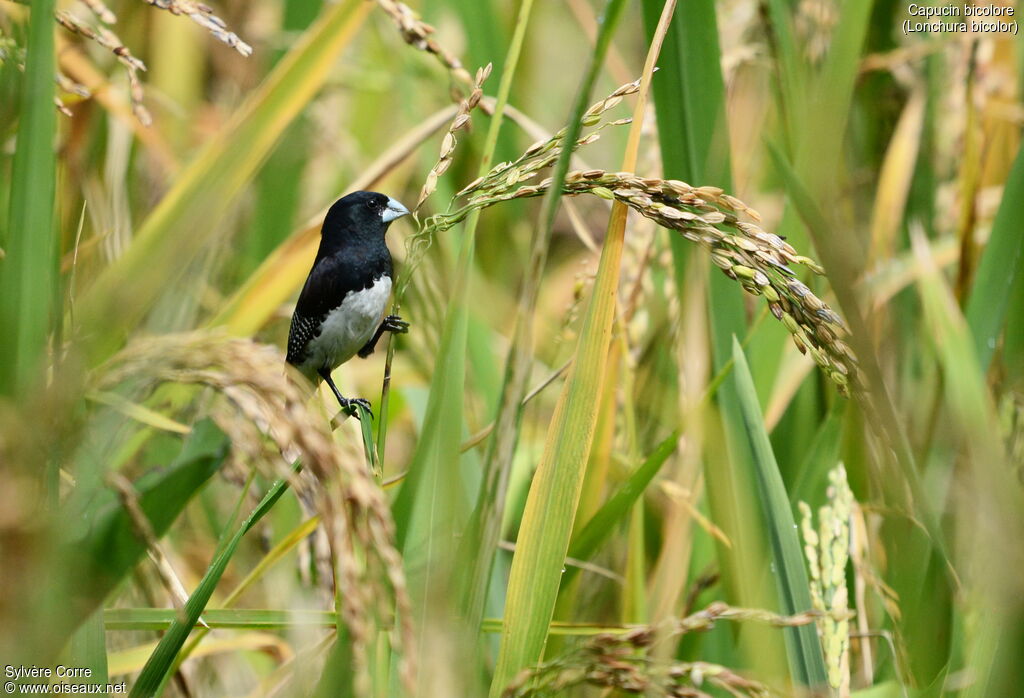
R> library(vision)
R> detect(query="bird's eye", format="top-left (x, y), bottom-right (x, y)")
top-left (365, 200), bottom-right (376, 210)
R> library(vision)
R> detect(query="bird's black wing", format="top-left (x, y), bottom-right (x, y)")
top-left (286, 250), bottom-right (391, 366)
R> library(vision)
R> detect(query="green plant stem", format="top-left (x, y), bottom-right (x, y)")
top-left (489, 1), bottom-right (666, 692)
top-left (390, 5), bottom-right (531, 542)
top-left (455, 0), bottom-right (622, 639)
top-left (131, 467), bottom-right (294, 697)
top-left (386, 3), bottom-right (535, 692)
top-left (169, 516), bottom-right (320, 675)
top-left (377, 5), bottom-right (533, 469)
top-left (0, 0), bottom-right (57, 398)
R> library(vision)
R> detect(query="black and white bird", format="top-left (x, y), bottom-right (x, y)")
top-left (287, 191), bottom-right (410, 418)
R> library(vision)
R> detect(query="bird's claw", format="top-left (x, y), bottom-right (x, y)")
top-left (382, 314), bottom-right (409, 334)
top-left (341, 397), bottom-right (373, 420)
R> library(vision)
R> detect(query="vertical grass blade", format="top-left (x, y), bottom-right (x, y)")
top-left (761, 0), bottom-right (807, 152)
top-left (788, 404), bottom-right (846, 511)
top-left (67, 610), bottom-right (108, 689)
top-left (731, 337), bottom-right (829, 688)
top-left (644, 0), bottom-right (788, 681)
top-left (488, 1), bottom-right (663, 691)
top-left (869, 90), bottom-right (926, 264)
top-left (389, 5), bottom-right (533, 691)
top-left (642, 0), bottom-right (732, 271)
top-left (964, 142), bottom-right (1024, 371)
top-left (768, 143), bottom-right (958, 689)
top-left (391, 46), bottom-right (529, 555)
top-left (242, 0), bottom-right (324, 278)
top-left (766, 143), bottom-right (943, 536)
top-left (0, 0), bottom-right (57, 396)
top-left (912, 232), bottom-right (1024, 698)
top-left (457, 0), bottom-right (626, 636)
top-left (796, 0), bottom-right (874, 176)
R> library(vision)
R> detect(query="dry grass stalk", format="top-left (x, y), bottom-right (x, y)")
top-left (54, 9), bottom-right (151, 125)
top-left (394, 61), bottom-right (492, 306)
top-left (374, 0), bottom-right (473, 90)
top-left (53, 0), bottom-right (250, 124)
top-left (139, 0), bottom-right (252, 57)
top-left (411, 72), bottom-right (858, 394)
top-left (81, 0), bottom-right (117, 25)
top-left (96, 331), bottom-right (415, 694)
top-left (56, 71), bottom-right (91, 99)
top-left (415, 62), bottom-right (492, 212)
top-left (105, 471), bottom-right (203, 623)
top-left (501, 602), bottom-right (830, 697)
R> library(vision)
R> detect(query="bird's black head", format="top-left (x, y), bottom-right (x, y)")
top-left (320, 191), bottom-right (410, 249)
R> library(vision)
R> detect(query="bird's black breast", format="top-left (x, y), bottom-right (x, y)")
top-left (286, 246), bottom-right (392, 367)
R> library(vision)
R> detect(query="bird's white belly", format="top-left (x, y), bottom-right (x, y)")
top-left (304, 276), bottom-right (391, 371)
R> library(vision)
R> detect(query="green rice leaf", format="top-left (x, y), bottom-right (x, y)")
top-left (0, 0), bottom-right (57, 396)
top-left (488, 1), bottom-right (649, 692)
top-left (129, 464), bottom-right (295, 698)
top-left (457, 0), bottom-right (628, 637)
top-left (964, 143), bottom-right (1024, 371)
top-left (731, 337), bottom-right (828, 688)
top-left (564, 429), bottom-right (680, 579)
top-left (64, 419), bottom-right (229, 627)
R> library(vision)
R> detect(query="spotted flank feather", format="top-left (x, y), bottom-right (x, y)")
top-left (287, 313), bottom-right (320, 366)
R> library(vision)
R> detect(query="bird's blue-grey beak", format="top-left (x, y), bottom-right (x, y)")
top-left (382, 197), bottom-right (410, 223)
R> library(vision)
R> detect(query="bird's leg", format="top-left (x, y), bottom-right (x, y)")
top-left (358, 314), bottom-right (410, 358)
top-left (317, 367), bottom-right (372, 419)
